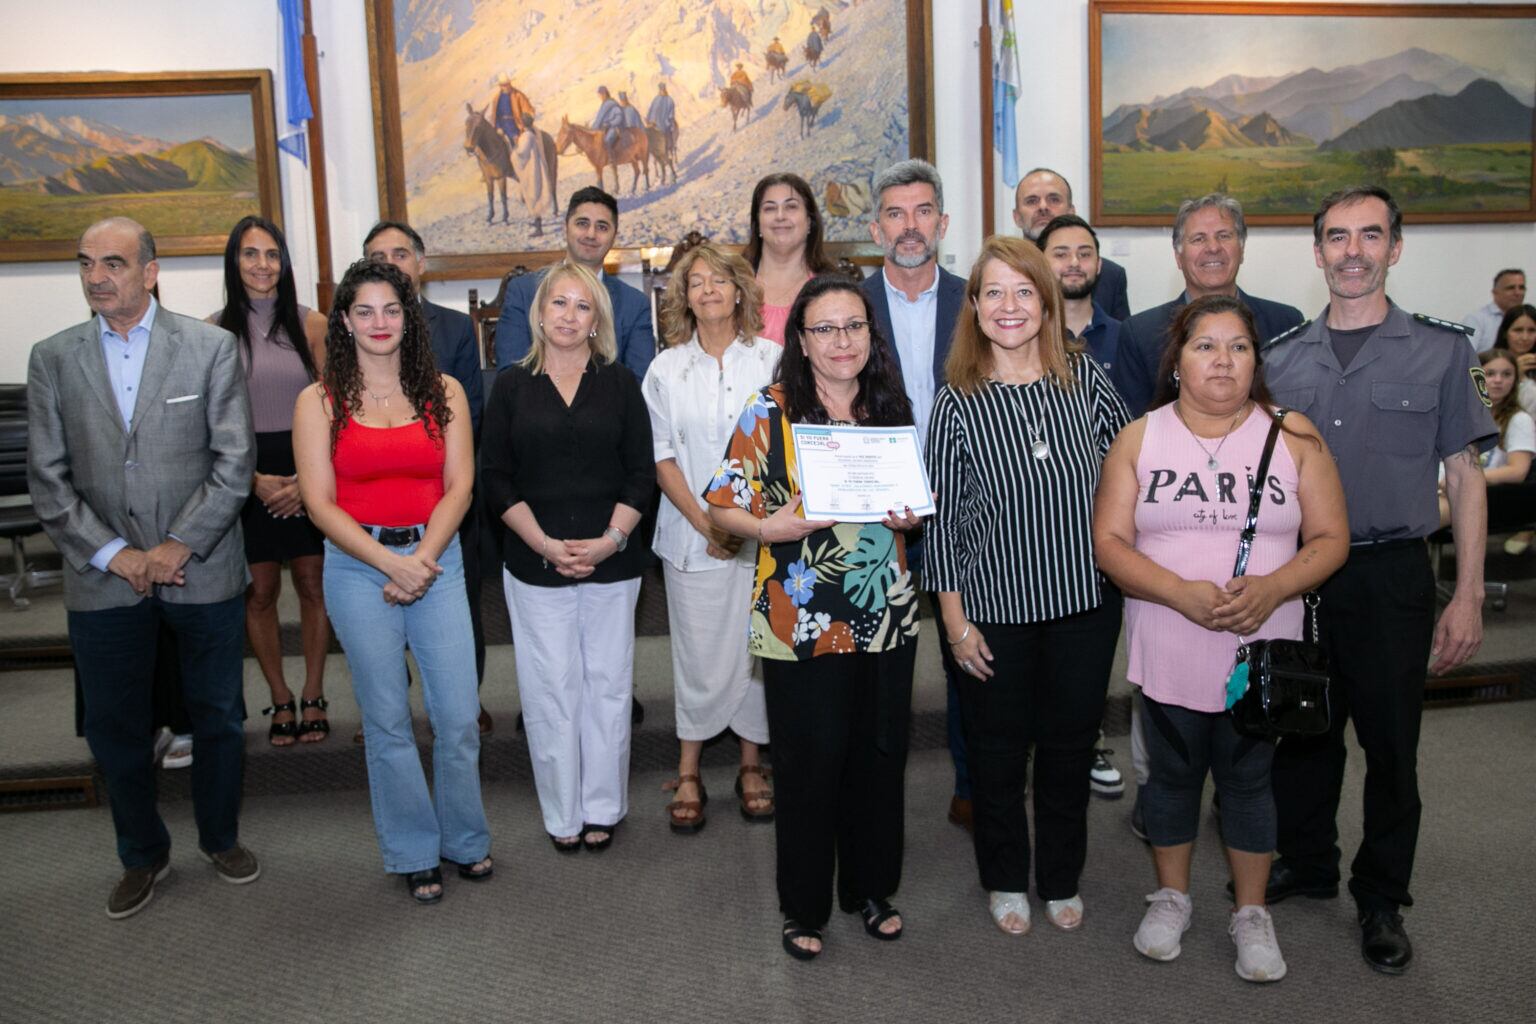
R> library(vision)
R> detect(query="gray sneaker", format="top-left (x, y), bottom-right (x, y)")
top-left (200, 844), bottom-right (260, 884)
top-left (1230, 905), bottom-right (1287, 982)
top-left (107, 857), bottom-right (170, 920)
top-left (1133, 887), bottom-right (1192, 961)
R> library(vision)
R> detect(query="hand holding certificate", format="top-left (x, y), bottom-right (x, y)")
top-left (791, 424), bottom-right (937, 523)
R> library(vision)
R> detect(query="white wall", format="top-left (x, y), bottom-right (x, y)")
top-left (2, 0), bottom-right (1531, 382)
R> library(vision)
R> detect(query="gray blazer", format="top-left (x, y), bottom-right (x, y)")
top-left (27, 308), bottom-right (255, 611)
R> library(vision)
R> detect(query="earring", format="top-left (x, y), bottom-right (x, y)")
top-left (589, 330), bottom-right (597, 338)
top-left (1171, 370), bottom-right (1181, 388)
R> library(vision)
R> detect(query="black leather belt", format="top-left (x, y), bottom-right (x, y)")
top-left (1348, 537), bottom-right (1424, 553)
top-left (362, 524), bottom-right (422, 546)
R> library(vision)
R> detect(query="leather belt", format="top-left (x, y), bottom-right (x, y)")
top-left (361, 524), bottom-right (422, 546)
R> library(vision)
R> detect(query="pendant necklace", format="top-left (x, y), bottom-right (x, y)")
top-left (365, 381), bottom-right (397, 406)
top-left (1175, 402), bottom-right (1245, 471)
top-left (1002, 380), bottom-right (1051, 461)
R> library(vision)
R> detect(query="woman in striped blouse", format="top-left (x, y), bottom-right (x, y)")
top-left (925, 235), bottom-right (1130, 936)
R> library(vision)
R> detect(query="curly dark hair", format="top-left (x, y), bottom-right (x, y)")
top-left (217, 216), bottom-right (317, 381)
top-left (774, 275), bottom-right (913, 427)
top-left (741, 172), bottom-right (839, 275)
top-left (323, 259), bottom-right (448, 454)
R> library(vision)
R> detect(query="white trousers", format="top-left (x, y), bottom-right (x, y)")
top-left (504, 571), bottom-right (641, 837)
top-left (662, 561), bottom-right (768, 743)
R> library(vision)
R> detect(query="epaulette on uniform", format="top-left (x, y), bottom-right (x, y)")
top-left (1411, 313), bottom-right (1474, 336)
top-left (1260, 320), bottom-right (1310, 354)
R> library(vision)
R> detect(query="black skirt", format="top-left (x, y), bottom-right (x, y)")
top-left (242, 430), bottom-right (324, 565)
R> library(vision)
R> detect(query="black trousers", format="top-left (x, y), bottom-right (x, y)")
top-left (1272, 541), bottom-right (1435, 913)
top-left (957, 590), bottom-right (1121, 899)
top-left (762, 642), bottom-right (916, 928)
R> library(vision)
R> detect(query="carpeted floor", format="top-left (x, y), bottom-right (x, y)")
top-left (3, 702), bottom-right (1533, 1024)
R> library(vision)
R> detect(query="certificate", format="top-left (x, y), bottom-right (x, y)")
top-left (791, 423), bottom-right (936, 523)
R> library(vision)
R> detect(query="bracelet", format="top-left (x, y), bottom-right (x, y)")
top-left (948, 623), bottom-right (971, 646)
top-left (757, 521), bottom-right (767, 545)
top-left (541, 535), bottom-right (549, 570)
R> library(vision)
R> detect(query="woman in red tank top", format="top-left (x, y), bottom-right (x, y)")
top-left (294, 260), bottom-right (490, 905)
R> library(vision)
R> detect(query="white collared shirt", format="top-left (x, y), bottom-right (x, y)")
top-left (883, 269), bottom-right (940, 452)
top-left (642, 333), bottom-right (779, 571)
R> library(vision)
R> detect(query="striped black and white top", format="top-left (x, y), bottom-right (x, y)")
top-left (924, 356), bottom-right (1130, 624)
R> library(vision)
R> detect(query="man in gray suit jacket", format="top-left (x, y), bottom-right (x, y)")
top-left (27, 217), bottom-right (259, 919)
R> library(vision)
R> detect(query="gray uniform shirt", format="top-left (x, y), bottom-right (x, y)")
top-left (1262, 302), bottom-right (1497, 543)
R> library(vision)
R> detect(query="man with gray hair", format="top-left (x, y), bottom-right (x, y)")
top-left (1112, 193), bottom-right (1303, 417)
top-left (859, 158), bottom-right (975, 832)
top-left (1461, 268), bottom-right (1526, 352)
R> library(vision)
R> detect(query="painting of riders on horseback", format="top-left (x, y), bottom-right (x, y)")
top-left (366, 0), bottom-right (932, 277)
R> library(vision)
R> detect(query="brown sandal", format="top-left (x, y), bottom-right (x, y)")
top-left (662, 773), bottom-right (708, 834)
top-left (736, 764), bottom-right (775, 823)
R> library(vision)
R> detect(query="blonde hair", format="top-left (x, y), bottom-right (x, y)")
top-left (520, 261), bottom-right (617, 374)
top-left (944, 235), bottom-right (1079, 396)
top-left (658, 242), bottom-right (764, 347)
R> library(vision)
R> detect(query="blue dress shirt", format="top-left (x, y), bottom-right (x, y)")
top-left (90, 298), bottom-right (157, 572)
top-left (884, 270), bottom-right (940, 452)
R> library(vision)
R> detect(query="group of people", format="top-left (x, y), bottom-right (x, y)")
top-left (28, 156), bottom-right (1497, 984)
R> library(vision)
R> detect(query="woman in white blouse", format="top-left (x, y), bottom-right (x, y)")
top-left (643, 242), bottom-right (781, 833)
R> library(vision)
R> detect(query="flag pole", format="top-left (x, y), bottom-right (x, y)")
top-left (979, 0), bottom-right (994, 238)
top-left (302, 0), bottom-right (335, 312)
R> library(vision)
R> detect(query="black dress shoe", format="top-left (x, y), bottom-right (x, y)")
top-left (1359, 909), bottom-right (1412, 975)
top-left (1227, 860), bottom-right (1339, 903)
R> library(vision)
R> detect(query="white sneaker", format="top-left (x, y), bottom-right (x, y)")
top-left (1133, 887), bottom-right (1192, 961)
top-left (1089, 748), bottom-right (1124, 797)
top-left (1230, 905), bottom-right (1287, 982)
top-left (162, 733), bottom-right (193, 770)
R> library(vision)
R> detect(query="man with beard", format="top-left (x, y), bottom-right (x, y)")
top-left (1038, 213), bottom-right (1123, 387)
top-left (1261, 185), bottom-right (1496, 976)
top-left (859, 159), bottom-right (975, 832)
top-left (1112, 193), bottom-right (1303, 417)
top-left (1013, 167), bottom-right (1129, 321)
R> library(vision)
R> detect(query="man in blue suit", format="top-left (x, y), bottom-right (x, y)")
top-left (1013, 167), bottom-right (1129, 321)
top-left (859, 159), bottom-right (974, 833)
top-left (364, 220), bottom-right (492, 731)
top-left (1111, 194), bottom-right (1304, 417)
top-left (492, 185), bottom-right (655, 381)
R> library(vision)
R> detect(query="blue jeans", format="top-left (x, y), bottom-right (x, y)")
top-left (323, 534), bottom-right (489, 874)
top-left (69, 593), bottom-right (246, 869)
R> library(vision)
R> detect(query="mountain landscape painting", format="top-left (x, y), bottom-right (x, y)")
top-left (1092, 6), bottom-right (1536, 223)
top-left (0, 72), bottom-right (279, 261)
top-left (369, 0), bottom-right (929, 274)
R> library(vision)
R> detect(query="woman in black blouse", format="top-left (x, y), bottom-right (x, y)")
top-left (925, 236), bottom-right (1129, 936)
top-left (481, 261), bottom-right (655, 854)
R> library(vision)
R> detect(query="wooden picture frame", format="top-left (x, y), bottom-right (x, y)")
top-left (1089, 2), bottom-right (1536, 226)
top-left (365, 0), bottom-right (934, 281)
top-left (0, 70), bottom-right (282, 262)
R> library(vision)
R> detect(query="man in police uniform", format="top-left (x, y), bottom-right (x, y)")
top-left (1261, 185), bottom-right (1496, 975)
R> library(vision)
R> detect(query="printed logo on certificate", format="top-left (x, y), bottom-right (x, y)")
top-left (790, 424), bottom-right (936, 523)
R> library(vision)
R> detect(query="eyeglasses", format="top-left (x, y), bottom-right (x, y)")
top-left (803, 320), bottom-right (871, 341)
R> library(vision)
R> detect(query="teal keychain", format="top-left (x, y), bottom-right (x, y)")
top-left (1224, 646), bottom-right (1251, 710)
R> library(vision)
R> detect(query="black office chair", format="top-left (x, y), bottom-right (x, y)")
top-left (0, 384), bottom-right (64, 609)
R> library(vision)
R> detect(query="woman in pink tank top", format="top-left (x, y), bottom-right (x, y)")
top-left (1094, 295), bottom-right (1347, 982)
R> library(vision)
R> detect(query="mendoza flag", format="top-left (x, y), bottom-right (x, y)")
top-left (992, 0), bottom-right (1021, 188)
top-left (276, 0), bottom-right (314, 165)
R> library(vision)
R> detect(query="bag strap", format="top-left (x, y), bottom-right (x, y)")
top-left (1231, 407), bottom-right (1287, 579)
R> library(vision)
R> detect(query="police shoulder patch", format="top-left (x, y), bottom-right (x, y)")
top-left (1470, 365), bottom-right (1492, 408)
top-left (1412, 312), bottom-right (1475, 336)
top-left (1260, 320), bottom-right (1310, 353)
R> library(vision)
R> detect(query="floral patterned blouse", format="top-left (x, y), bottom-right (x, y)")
top-left (704, 383), bottom-right (920, 661)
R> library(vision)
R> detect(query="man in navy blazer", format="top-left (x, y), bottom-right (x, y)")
top-left (492, 185), bottom-right (655, 380)
top-left (859, 159), bottom-right (973, 832)
top-left (1013, 168), bottom-right (1130, 321)
top-left (364, 221), bottom-right (492, 722)
top-left (1111, 194), bottom-right (1304, 417)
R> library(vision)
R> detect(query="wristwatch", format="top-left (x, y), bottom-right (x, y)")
top-left (603, 526), bottom-right (628, 552)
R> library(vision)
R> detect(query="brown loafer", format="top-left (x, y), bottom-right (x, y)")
top-left (948, 795), bottom-right (974, 833)
top-left (735, 764), bottom-right (775, 822)
top-left (200, 844), bottom-right (260, 884)
top-left (107, 856), bottom-right (170, 920)
top-left (664, 773), bottom-right (708, 834)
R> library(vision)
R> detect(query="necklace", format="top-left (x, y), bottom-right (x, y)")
top-left (1000, 380), bottom-right (1050, 461)
top-left (364, 381), bottom-right (398, 405)
top-left (1174, 402), bottom-right (1246, 470)
top-left (549, 365), bottom-right (586, 388)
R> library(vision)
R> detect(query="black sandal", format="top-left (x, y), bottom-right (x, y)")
top-left (296, 697), bottom-right (330, 742)
top-left (581, 822), bottom-right (616, 853)
top-left (781, 918), bottom-right (823, 961)
top-left (852, 898), bottom-right (903, 941)
top-left (446, 856), bottom-right (493, 881)
top-left (404, 867), bottom-right (443, 904)
top-left (549, 834), bottom-right (581, 855)
top-left (262, 700), bottom-right (298, 746)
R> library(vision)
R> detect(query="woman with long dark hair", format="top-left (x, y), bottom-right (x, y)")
top-left (208, 216), bottom-right (332, 745)
top-left (1491, 304), bottom-right (1536, 554)
top-left (293, 260), bottom-right (489, 904)
top-left (706, 275), bottom-right (925, 961)
top-left (741, 172), bottom-right (839, 345)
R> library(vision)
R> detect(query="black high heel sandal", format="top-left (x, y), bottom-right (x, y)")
top-left (262, 700), bottom-right (298, 746)
top-left (296, 697), bottom-right (330, 742)
top-left (404, 867), bottom-right (443, 904)
top-left (781, 919), bottom-right (824, 961)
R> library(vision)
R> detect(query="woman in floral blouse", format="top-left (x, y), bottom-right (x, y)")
top-left (707, 275), bottom-right (925, 962)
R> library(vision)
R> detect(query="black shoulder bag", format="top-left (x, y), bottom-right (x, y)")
top-left (1224, 409), bottom-right (1331, 740)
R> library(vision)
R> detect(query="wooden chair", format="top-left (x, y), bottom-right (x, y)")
top-left (468, 265), bottom-right (533, 369)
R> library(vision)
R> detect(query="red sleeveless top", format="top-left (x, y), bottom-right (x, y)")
top-left (332, 416), bottom-right (446, 527)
